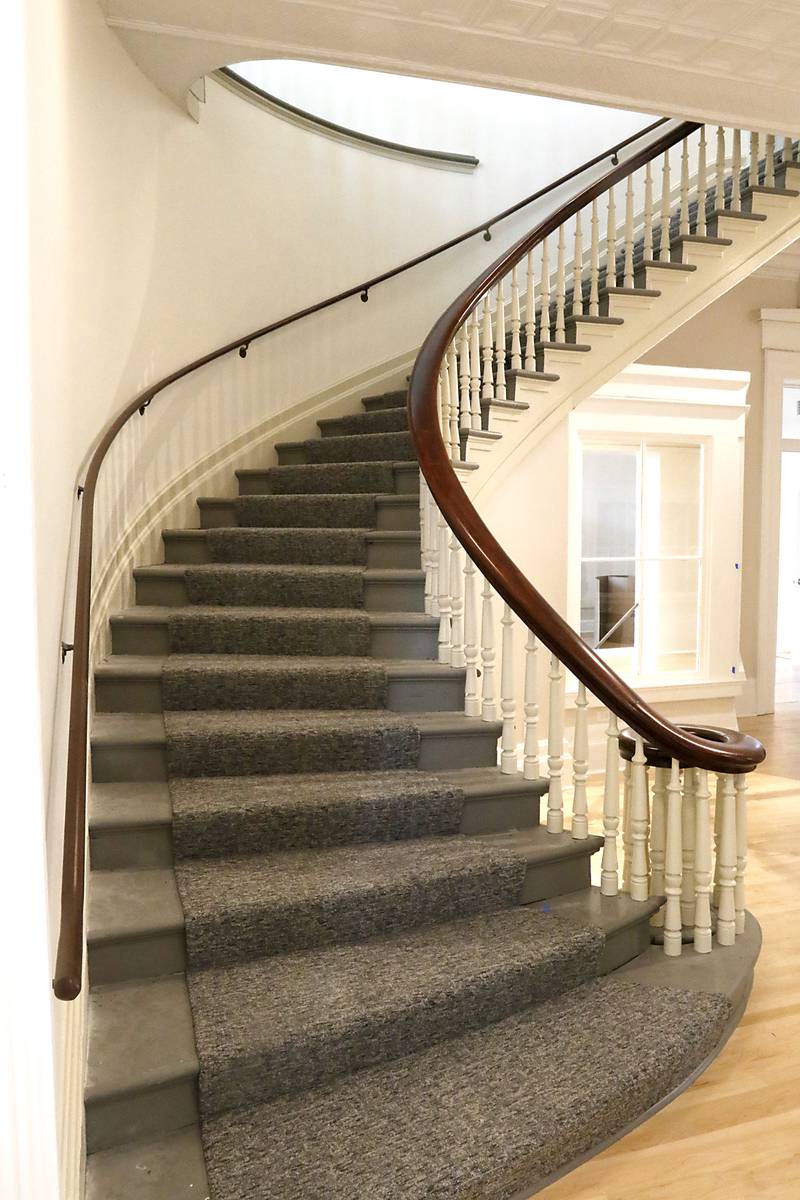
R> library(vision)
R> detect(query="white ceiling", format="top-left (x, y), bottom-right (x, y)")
top-left (104, 0), bottom-right (800, 130)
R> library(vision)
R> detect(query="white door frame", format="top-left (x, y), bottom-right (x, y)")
top-left (756, 309), bottom-right (800, 713)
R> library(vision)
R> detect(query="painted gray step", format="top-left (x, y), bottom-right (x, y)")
top-left (85, 976), bottom-right (199, 1154)
top-left (85, 1126), bottom-right (207, 1200)
top-left (94, 655), bottom-right (466, 714)
top-left (276, 429), bottom-right (415, 466)
top-left (533, 887), bottom-right (664, 973)
top-left (90, 710), bottom-right (501, 785)
top-left (85, 826), bottom-right (599, 987)
top-left (318, 406), bottom-right (407, 437)
top-left (237, 460), bottom-right (419, 496)
top-left (669, 233), bottom-right (733, 263)
top-left (88, 769), bottom-right (549, 871)
top-left (161, 527), bottom-right (421, 568)
top-left (134, 563), bottom-right (425, 612)
top-left (196, 492), bottom-right (419, 531)
top-left (109, 607), bottom-right (437, 660)
top-left (361, 390), bottom-right (407, 411)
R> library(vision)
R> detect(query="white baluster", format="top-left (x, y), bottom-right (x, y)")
top-left (572, 209), bottom-right (584, 317)
top-left (510, 266), bottom-right (522, 371)
top-left (643, 160), bottom-right (654, 262)
top-left (783, 135), bottom-right (794, 171)
top-left (547, 654), bottom-right (565, 833)
top-left (623, 172), bottom-right (635, 287)
top-left (571, 683), bottom-right (589, 839)
top-left (463, 556), bottom-right (480, 717)
top-left (540, 238), bottom-right (551, 343)
top-left (766, 134), bottom-right (775, 188)
top-left (621, 758), bottom-right (632, 892)
top-left (749, 131), bottom-right (760, 192)
top-left (659, 150), bottom-right (671, 262)
top-left (449, 534), bottom-right (464, 669)
top-left (524, 251), bottom-right (536, 370)
top-left (731, 129), bottom-right (742, 212)
top-left (663, 758), bottom-right (683, 956)
top-left (480, 578), bottom-right (497, 721)
top-left (715, 125), bottom-right (726, 212)
top-left (523, 630), bottom-right (540, 780)
top-left (440, 358), bottom-right (456, 462)
top-left (421, 483), bottom-right (437, 617)
top-left (500, 604), bottom-right (516, 774)
top-left (649, 766), bottom-right (667, 925)
top-left (588, 198), bottom-right (600, 317)
top-left (716, 774), bottom-right (737, 946)
top-left (457, 322), bottom-right (470, 440)
top-left (601, 712), bottom-right (620, 896)
top-left (680, 136), bottom-right (690, 237)
top-left (606, 183), bottom-right (617, 285)
top-left (555, 225), bottom-right (566, 342)
top-left (436, 509), bottom-right (451, 663)
top-left (629, 735), bottom-right (650, 900)
top-left (481, 295), bottom-right (494, 401)
top-left (436, 370), bottom-right (447, 445)
top-left (735, 774), bottom-right (748, 935)
top-left (446, 345), bottom-right (460, 462)
top-left (713, 773), bottom-right (723, 908)
top-left (494, 280), bottom-right (507, 402)
top-left (694, 768), bottom-right (713, 953)
top-left (696, 126), bottom-right (707, 237)
top-left (681, 766), bottom-right (696, 927)
top-left (469, 309), bottom-right (482, 431)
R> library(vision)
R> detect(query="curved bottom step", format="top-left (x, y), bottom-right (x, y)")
top-left (86, 916), bottom-right (759, 1200)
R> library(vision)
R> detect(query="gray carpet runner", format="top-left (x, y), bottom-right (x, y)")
top-left (157, 386), bottom-right (732, 1199)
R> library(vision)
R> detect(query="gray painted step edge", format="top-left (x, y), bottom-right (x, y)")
top-left (160, 527), bottom-right (422, 568)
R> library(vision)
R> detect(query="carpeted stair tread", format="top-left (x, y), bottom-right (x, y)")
top-left (174, 835), bottom-right (527, 968)
top-left (162, 654), bottom-right (389, 711)
top-left (206, 526), bottom-right (371, 564)
top-left (165, 708), bottom-right (421, 777)
top-left (188, 907), bottom-right (603, 1116)
top-left (201, 977), bottom-right (731, 1200)
top-left (237, 461), bottom-right (414, 495)
top-left (182, 563), bottom-right (364, 607)
top-left (236, 493), bottom-right (380, 529)
top-left (318, 407), bottom-right (408, 437)
top-left (170, 768), bottom-right (465, 857)
top-left (301, 430), bottom-right (415, 464)
top-left (165, 606), bottom-right (371, 656)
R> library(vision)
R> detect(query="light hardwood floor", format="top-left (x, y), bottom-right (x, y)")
top-left (539, 705), bottom-right (800, 1200)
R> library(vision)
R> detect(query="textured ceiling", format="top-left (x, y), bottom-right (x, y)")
top-left (104, 0), bottom-right (800, 129)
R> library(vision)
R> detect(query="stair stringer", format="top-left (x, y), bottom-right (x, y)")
top-left (463, 184), bottom-right (800, 506)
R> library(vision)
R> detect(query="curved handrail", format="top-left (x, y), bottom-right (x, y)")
top-left (408, 118), bottom-right (766, 779)
top-left (216, 67), bottom-right (480, 170)
top-left (52, 113), bottom-right (676, 1002)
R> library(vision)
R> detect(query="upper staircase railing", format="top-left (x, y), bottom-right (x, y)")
top-left (53, 115), bottom-right (672, 1001)
top-left (408, 123), bottom-right (799, 958)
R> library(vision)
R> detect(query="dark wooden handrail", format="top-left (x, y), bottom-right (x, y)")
top-left (408, 119), bottom-right (766, 780)
top-left (51, 113), bottom-right (685, 1002)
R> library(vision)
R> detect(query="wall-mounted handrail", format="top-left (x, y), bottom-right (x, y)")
top-left (407, 118), bottom-right (766, 779)
top-left (52, 113), bottom-right (677, 1002)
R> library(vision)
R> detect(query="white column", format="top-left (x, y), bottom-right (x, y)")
top-left (500, 604), bottom-right (516, 773)
top-left (649, 766), bottom-right (667, 926)
top-left (716, 774), bottom-right (737, 946)
top-left (522, 630), bottom-right (540, 780)
top-left (480, 579), bottom-right (497, 721)
top-left (571, 683), bottom-right (589, 839)
top-left (510, 266), bottom-right (522, 371)
top-left (629, 735), bottom-right (650, 900)
top-left (735, 774), bottom-right (748, 935)
top-left (448, 534), bottom-right (465, 669)
top-left (663, 758), bottom-right (683, 956)
top-left (546, 654), bottom-right (565, 833)
top-left (601, 712), bottom-right (620, 896)
top-left (694, 767), bottom-right (713, 953)
top-left (463, 556), bottom-right (480, 717)
top-left (681, 767), bottom-right (697, 928)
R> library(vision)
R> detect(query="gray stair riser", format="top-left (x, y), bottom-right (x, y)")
top-left (134, 573), bottom-right (425, 611)
top-left (85, 1077), bottom-right (197, 1156)
top-left (85, 848), bottom-right (601, 988)
top-left (135, 575), bottom-right (188, 606)
top-left (236, 464), bottom-right (419, 496)
top-left (197, 498), bottom-right (419, 532)
top-left (109, 619), bottom-right (434, 660)
top-left (94, 670), bottom-right (462, 715)
top-left (162, 533), bottom-right (210, 564)
top-left (276, 445), bottom-right (307, 465)
top-left (89, 788), bottom-right (542, 872)
top-left (361, 392), bottom-right (407, 411)
top-left (92, 723), bottom-right (496, 785)
top-left (318, 409), bottom-right (408, 437)
top-left (599, 918), bottom-right (654, 973)
top-left (366, 537), bottom-right (420, 569)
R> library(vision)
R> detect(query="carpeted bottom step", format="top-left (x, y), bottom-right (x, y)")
top-left (201, 977), bottom-right (731, 1200)
top-left (175, 835), bottom-right (527, 970)
top-left (171, 769), bottom-right (465, 857)
top-left (190, 908), bottom-right (603, 1117)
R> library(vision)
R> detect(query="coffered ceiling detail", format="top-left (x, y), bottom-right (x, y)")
top-left (103, 0), bottom-right (800, 130)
